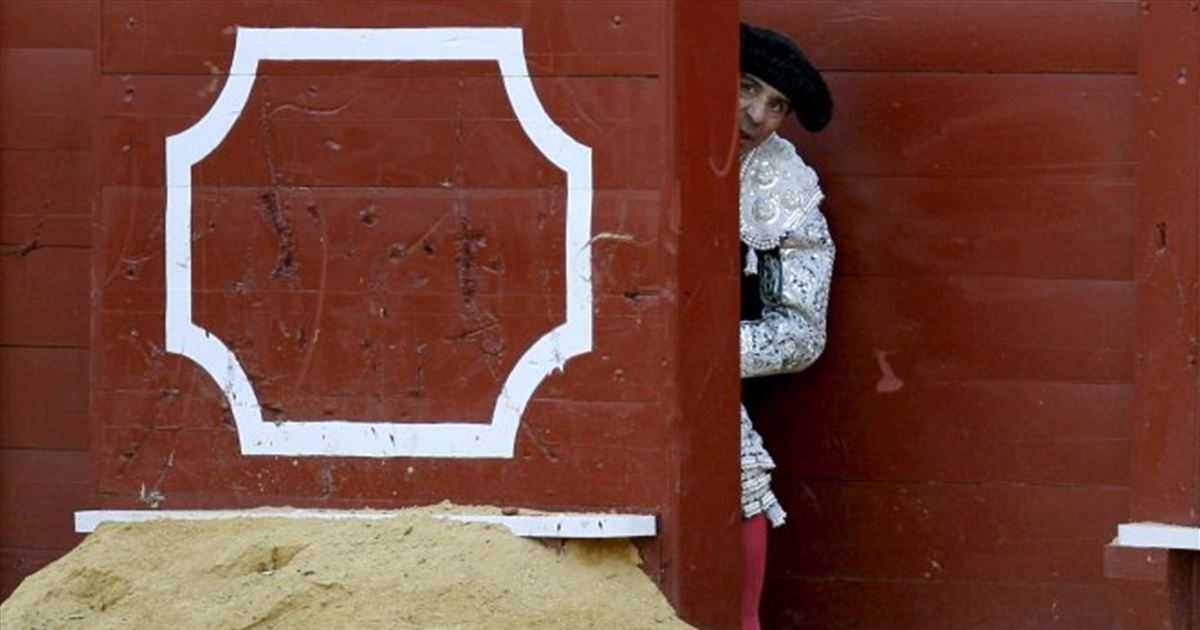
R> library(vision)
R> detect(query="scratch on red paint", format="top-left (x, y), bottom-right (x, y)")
top-left (874, 349), bottom-right (904, 394)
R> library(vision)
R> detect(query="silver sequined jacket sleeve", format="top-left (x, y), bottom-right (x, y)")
top-left (740, 201), bottom-right (835, 378)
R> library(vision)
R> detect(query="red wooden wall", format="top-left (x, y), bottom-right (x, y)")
top-left (743, 1), bottom-right (1196, 628)
top-left (2, 2), bottom-right (744, 627)
top-left (1111, 2), bottom-right (1200, 627)
top-left (2, 1), bottom-right (1196, 628)
top-left (0, 0), bottom-right (96, 599)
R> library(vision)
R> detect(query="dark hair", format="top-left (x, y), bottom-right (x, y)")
top-left (740, 23), bottom-right (833, 132)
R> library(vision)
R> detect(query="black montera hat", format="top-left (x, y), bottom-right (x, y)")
top-left (740, 23), bottom-right (833, 132)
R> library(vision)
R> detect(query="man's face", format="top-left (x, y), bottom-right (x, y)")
top-left (738, 73), bottom-right (790, 155)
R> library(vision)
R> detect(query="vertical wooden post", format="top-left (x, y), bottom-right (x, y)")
top-left (1109, 1), bottom-right (1200, 627)
top-left (1132, 0), bottom-right (1199, 528)
top-left (663, 2), bottom-right (741, 627)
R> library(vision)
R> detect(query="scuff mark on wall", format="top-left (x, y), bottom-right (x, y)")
top-left (289, 196), bottom-right (330, 401)
top-left (451, 204), bottom-right (507, 379)
top-left (874, 349), bottom-right (904, 394)
top-left (258, 191), bottom-right (299, 281)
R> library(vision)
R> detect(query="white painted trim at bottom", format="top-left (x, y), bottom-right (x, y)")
top-left (74, 509), bottom-right (656, 539)
top-left (1115, 522), bottom-right (1200, 551)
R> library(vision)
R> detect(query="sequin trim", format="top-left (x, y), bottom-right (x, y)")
top-left (739, 134), bottom-right (835, 528)
top-left (740, 134), bottom-right (825, 251)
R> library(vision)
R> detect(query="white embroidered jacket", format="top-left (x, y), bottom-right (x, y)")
top-left (739, 133), bottom-right (835, 378)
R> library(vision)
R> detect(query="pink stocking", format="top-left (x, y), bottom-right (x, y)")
top-left (741, 513), bottom-right (768, 630)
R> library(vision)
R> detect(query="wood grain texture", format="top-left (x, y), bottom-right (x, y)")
top-left (0, 1), bottom-right (1167, 626)
top-left (761, 578), bottom-right (1112, 629)
top-left (89, 418), bottom-right (672, 510)
top-left (95, 187), bottom-right (661, 301)
top-left (0, 1), bottom-right (98, 50)
top-left (824, 175), bottom-right (1134, 281)
top-left (0, 449), bottom-right (90, 551)
top-left (0, 347), bottom-right (90, 450)
top-left (1130, 0), bottom-right (1200, 526)
top-left (0, 49), bottom-right (95, 151)
top-left (0, 246), bottom-right (91, 347)
top-left (1, 150), bottom-right (94, 248)
top-left (742, 0), bottom-right (1138, 73)
top-left (0, 6), bottom-right (98, 600)
top-left (796, 73), bottom-right (1135, 179)
top-left (750, 380), bottom-right (1131, 485)
top-left (768, 482), bottom-right (1127, 582)
top-left (1104, 545), bottom-right (1177, 629)
top-left (96, 74), bottom-right (665, 190)
top-left (816, 275), bottom-right (1135, 385)
top-left (663, 2), bottom-right (742, 627)
top-left (100, 1), bottom-right (665, 77)
top-left (742, 1), bottom-right (1142, 627)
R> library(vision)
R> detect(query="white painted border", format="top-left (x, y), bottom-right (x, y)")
top-left (74, 510), bottom-right (655, 539)
top-left (165, 28), bottom-right (593, 458)
top-left (1114, 522), bottom-right (1200, 551)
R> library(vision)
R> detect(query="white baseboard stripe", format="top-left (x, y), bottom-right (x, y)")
top-left (1115, 522), bottom-right (1200, 551)
top-left (74, 509), bottom-right (657, 539)
top-left (77, 506), bottom-right (657, 535)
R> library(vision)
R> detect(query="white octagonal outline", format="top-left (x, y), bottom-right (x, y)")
top-left (164, 27), bottom-right (593, 458)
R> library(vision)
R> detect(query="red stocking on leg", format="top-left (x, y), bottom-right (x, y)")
top-left (741, 513), bottom-right (768, 630)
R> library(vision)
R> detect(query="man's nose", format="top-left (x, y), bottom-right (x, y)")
top-left (745, 99), bottom-right (766, 125)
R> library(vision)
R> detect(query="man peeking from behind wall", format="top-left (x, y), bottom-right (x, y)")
top-left (736, 22), bottom-right (834, 630)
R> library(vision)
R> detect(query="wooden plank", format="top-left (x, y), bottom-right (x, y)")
top-left (100, 1), bottom-right (665, 77)
top-left (0, 216), bottom-right (91, 249)
top-left (91, 420), bottom-right (673, 510)
top-left (0, 246), bottom-right (90, 347)
top-left (0, 49), bottom-right (95, 151)
top-left (100, 73), bottom-right (663, 125)
top-left (534, 306), bottom-right (673, 404)
top-left (747, 381), bottom-right (1131, 485)
top-left (92, 181), bottom-right (672, 424)
top-left (89, 303), bottom-right (534, 419)
top-left (97, 75), bottom-right (664, 190)
top-left (0, 151), bottom-right (93, 217)
top-left (793, 73), bottom-right (1135, 179)
top-left (90, 390), bottom-right (673, 453)
top-left (824, 175), bottom-right (1134, 281)
top-left (1192, 553), bottom-right (1199, 628)
top-left (90, 296), bottom-right (671, 407)
top-left (742, 0), bottom-right (1138, 73)
top-left (663, 3), bottom-right (742, 627)
top-left (761, 578), bottom-right (1110, 629)
top-left (0, 347), bottom-right (90, 450)
top-left (1104, 545), bottom-right (1176, 630)
top-left (1131, 0), bottom-right (1200, 526)
top-left (816, 276), bottom-right (1134, 385)
top-left (771, 538), bottom-right (1112, 586)
top-left (0, 0), bottom-right (98, 50)
top-left (96, 186), bottom-right (659, 298)
top-left (0, 0), bottom-right (97, 599)
top-left (763, 482), bottom-right (1127, 584)
top-left (1, 150), bottom-right (94, 248)
top-left (0, 449), bottom-right (90, 551)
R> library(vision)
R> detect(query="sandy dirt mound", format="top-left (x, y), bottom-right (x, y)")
top-left (1, 505), bottom-right (691, 629)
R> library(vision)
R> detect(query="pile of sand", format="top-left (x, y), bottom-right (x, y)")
top-left (0, 504), bottom-right (691, 629)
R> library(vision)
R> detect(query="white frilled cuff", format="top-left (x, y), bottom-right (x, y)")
top-left (741, 405), bottom-right (787, 527)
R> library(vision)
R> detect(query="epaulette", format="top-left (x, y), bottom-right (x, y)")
top-left (739, 134), bottom-right (824, 250)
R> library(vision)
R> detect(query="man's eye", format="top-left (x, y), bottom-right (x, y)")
top-left (740, 82), bottom-right (758, 95)
top-left (769, 102), bottom-right (787, 114)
